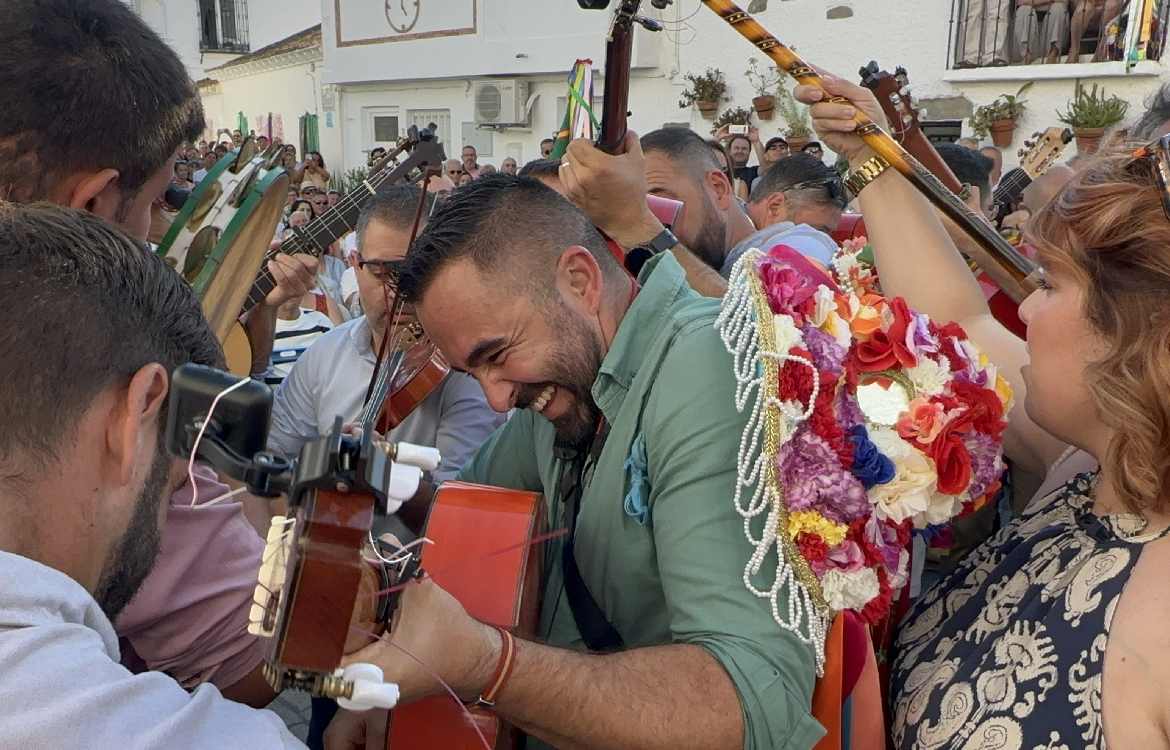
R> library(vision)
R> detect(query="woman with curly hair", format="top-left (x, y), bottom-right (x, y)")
top-left (796, 73), bottom-right (1170, 748)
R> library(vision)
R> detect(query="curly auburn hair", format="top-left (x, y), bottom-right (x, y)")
top-left (1029, 147), bottom-right (1170, 515)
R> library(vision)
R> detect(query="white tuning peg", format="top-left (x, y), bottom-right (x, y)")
top-left (335, 663), bottom-right (400, 711)
top-left (385, 463), bottom-right (423, 511)
top-left (917, 108), bottom-right (927, 120)
top-left (393, 442), bottom-right (442, 472)
top-left (898, 86), bottom-right (910, 97)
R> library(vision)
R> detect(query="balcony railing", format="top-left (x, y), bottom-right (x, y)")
top-left (948, 0), bottom-right (1169, 69)
top-left (199, 0), bottom-right (249, 54)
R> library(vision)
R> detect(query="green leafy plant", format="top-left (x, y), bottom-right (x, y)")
top-left (331, 167), bottom-right (370, 195)
top-left (1057, 81), bottom-right (1130, 129)
top-left (970, 82), bottom-right (1032, 138)
top-left (712, 106), bottom-right (754, 130)
top-left (774, 83), bottom-right (813, 138)
top-left (678, 67), bottom-right (729, 108)
top-left (744, 57), bottom-right (782, 97)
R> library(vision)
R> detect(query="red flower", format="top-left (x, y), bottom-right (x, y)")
top-left (795, 532), bottom-right (829, 563)
top-left (951, 380), bottom-right (1006, 437)
top-left (936, 321), bottom-right (969, 373)
top-left (860, 566), bottom-right (894, 625)
top-left (854, 297), bottom-right (917, 373)
top-left (809, 372), bottom-right (853, 468)
top-left (778, 347), bottom-right (816, 404)
top-left (925, 427), bottom-right (974, 495)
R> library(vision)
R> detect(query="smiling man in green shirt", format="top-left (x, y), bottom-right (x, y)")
top-left (350, 159), bottom-right (823, 749)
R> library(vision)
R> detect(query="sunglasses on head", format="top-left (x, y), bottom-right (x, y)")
top-left (1130, 133), bottom-right (1170, 220)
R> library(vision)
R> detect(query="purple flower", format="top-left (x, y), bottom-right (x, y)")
top-left (848, 425), bottom-right (896, 489)
top-left (836, 388), bottom-right (865, 432)
top-left (864, 515), bottom-right (904, 573)
top-left (964, 431), bottom-right (1005, 500)
top-left (802, 325), bottom-right (846, 376)
top-left (777, 428), bottom-right (869, 523)
top-left (909, 313), bottom-right (940, 359)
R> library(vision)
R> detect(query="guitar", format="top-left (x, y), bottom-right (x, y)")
top-left (221, 129), bottom-right (445, 375)
top-left (701, 6), bottom-right (1037, 301)
top-left (990, 127), bottom-right (1074, 225)
top-left (859, 62), bottom-right (966, 197)
top-left (585, 0), bottom-right (685, 269)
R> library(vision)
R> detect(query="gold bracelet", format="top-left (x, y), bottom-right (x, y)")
top-left (844, 154), bottom-right (891, 197)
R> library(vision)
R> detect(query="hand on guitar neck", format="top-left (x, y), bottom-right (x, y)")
top-left (560, 132), bottom-right (728, 298)
top-left (239, 252), bottom-right (320, 376)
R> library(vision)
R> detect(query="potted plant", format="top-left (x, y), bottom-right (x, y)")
top-left (970, 83), bottom-right (1031, 147)
top-left (745, 58), bottom-right (782, 121)
top-left (775, 83), bottom-right (813, 150)
top-left (678, 67), bottom-right (728, 119)
top-left (712, 106), bottom-right (754, 132)
top-left (1057, 81), bottom-right (1130, 155)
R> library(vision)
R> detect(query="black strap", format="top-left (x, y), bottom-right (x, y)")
top-left (558, 421), bottom-right (625, 652)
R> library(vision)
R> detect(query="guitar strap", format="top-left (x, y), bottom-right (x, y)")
top-left (557, 418), bottom-right (626, 652)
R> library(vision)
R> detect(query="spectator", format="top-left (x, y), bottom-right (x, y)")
top-left (326, 189), bottom-right (341, 208)
top-left (192, 151), bottom-right (216, 183)
top-left (800, 141), bottom-right (825, 162)
top-left (306, 189), bottom-right (328, 219)
top-left (726, 134), bottom-right (758, 186)
top-left (540, 137), bottom-right (555, 158)
top-left (300, 151), bottom-right (330, 192)
top-left (170, 161), bottom-right (194, 191)
top-left (457, 171), bottom-right (474, 187)
top-left (257, 134), bottom-right (270, 150)
top-left (501, 156), bottom-right (518, 175)
top-left (444, 158), bottom-right (463, 183)
top-left (230, 128), bottom-right (243, 146)
top-left (936, 142), bottom-right (995, 215)
top-left (478, 163), bottom-right (497, 177)
top-left (955, 0), bottom-right (1011, 67)
top-left (980, 145), bottom-right (1004, 189)
top-left (460, 145), bottom-right (480, 177)
top-left (1013, 0), bottom-right (1070, 64)
top-left (761, 136), bottom-right (790, 171)
top-left (262, 299), bottom-right (334, 389)
top-left (368, 146), bottom-right (387, 167)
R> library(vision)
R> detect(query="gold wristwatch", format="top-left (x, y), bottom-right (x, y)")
top-left (844, 154), bottom-right (891, 197)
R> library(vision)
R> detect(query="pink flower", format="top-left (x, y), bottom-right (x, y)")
top-left (811, 540), bottom-right (866, 575)
top-left (896, 397), bottom-right (952, 444)
top-left (757, 259), bottom-right (819, 318)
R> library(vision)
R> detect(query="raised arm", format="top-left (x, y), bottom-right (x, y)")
top-left (794, 73), bottom-right (1067, 473)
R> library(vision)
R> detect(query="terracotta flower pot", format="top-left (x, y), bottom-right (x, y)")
top-left (989, 118), bottom-right (1016, 147)
top-left (1074, 126), bottom-right (1106, 155)
top-left (696, 100), bottom-right (719, 119)
top-left (752, 95), bottom-right (776, 121)
top-left (786, 135), bottom-right (811, 151)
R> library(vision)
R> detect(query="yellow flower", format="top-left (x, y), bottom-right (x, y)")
top-left (994, 373), bottom-right (1014, 412)
top-left (787, 510), bottom-right (848, 547)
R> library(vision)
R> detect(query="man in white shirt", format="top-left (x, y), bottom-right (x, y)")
top-left (269, 184), bottom-right (505, 480)
top-left (0, 202), bottom-right (339, 749)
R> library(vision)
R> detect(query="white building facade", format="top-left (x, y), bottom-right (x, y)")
top-left (139, 1), bottom-right (1170, 174)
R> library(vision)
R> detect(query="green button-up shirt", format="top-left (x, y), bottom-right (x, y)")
top-left (458, 253), bottom-right (824, 749)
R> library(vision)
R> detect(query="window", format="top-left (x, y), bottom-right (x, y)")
top-left (373, 116), bottom-right (399, 143)
top-left (407, 109), bottom-right (452, 151)
top-left (198, 0), bottom-right (249, 53)
top-left (949, 0), bottom-right (1169, 69)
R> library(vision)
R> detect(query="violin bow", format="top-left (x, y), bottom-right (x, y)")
top-left (699, 0), bottom-right (1037, 303)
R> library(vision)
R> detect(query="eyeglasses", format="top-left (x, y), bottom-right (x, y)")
top-left (784, 177), bottom-right (849, 208)
top-left (356, 254), bottom-right (404, 283)
top-left (1130, 133), bottom-right (1170, 221)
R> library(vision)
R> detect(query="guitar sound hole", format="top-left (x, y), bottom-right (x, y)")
top-left (183, 226), bottom-right (222, 282)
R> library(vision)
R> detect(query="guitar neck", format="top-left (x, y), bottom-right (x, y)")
top-left (596, 8), bottom-right (636, 153)
top-left (701, 0), bottom-right (1037, 303)
top-left (899, 128), bottom-right (965, 196)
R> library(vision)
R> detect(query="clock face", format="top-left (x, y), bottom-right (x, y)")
top-left (385, 0), bottom-right (421, 33)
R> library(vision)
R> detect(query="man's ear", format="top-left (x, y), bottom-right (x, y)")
top-left (60, 169), bottom-right (123, 224)
top-left (555, 245), bottom-right (604, 315)
top-left (105, 363), bottom-right (169, 487)
top-left (706, 168), bottom-right (735, 210)
top-left (753, 191), bottom-right (789, 228)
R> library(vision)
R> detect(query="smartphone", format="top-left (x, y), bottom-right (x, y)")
top-left (729, 124), bottom-right (749, 135)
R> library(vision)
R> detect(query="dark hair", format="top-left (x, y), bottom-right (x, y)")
top-left (399, 175), bottom-right (620, 303)
top-left (935, 143), bottom-right (993, 206)
top-left (0, 0), bottom-right (204, 210)
top-left (307, 151), bottom-right (326, 170)
top-left (1134, 83), bottom-right (1170, 140)
top-left (801, 141), bottom-right (823, 152)
top-left (727, 134), bottom-right (751, 151)
top-left (540, 138), bottom-right (555, 146)
top-left (356, 184), bottom-right (433, 248)
top-left (749, 153), bottom-right (840, 203)
top-left (518, 158), bottom-right (563, 179)
top-left (0, 203), bottom-right (221, 473)
top-left (461, 145), bottom-right (477, 154)
top-left (641, 128), bottom-right (722, 179)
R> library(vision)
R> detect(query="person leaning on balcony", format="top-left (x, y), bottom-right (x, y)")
top-left (1014, 0), bottom-right (1071, 64)
top-left (956, 0), bottom-right (1012, 67)
top-left (1067, 0), bottom-right (1126, 63)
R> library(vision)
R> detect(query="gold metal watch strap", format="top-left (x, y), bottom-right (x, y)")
top-left (844, 154), bottom-right (891, 196)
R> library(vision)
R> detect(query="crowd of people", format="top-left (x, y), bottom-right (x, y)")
top-left (4, 1), bottom-right (1170, 749)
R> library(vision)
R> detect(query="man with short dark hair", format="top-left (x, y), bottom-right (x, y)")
top-left (540, 137), bottom-right (555, 158)
top-left (937, 142), bottom-right (995, 215)
top-left (0, 0), bottom-right (317, 707)
top-left (0, 203), bottom-right (305, 747)
top-left (801, 141), bottom-right (825, 161)
top-left (720, 152), bottom-right (844, 275)
top-left (518, 157), bottom-right (567, 194)
top-left (351, 175), bottom-right (822, 750)
top-left (461, 144), bottom-right (480, 178)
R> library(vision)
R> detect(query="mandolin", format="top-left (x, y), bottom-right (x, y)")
top-left (222, 129), bottom-right (445, 375)
top-left (702, 0), bottom-right (1038, 303)
top-left (990, 127), bottom-right (1074, 225)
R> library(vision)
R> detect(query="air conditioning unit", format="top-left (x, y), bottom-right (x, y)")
top-left (473, 79), bottom-right (532, 127)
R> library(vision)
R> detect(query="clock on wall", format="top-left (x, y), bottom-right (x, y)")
top-left (385, 0), bottom-right (421, 33)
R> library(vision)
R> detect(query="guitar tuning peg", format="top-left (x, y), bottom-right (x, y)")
top-left (917, 108), bottom-right (927, 120)
top-left (898, 86), bottom-right (910, 97)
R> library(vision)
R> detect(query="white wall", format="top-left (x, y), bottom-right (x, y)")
top-left (316, 0), bottom-right (1170, 175)
top-left (201, 60), bottom-right (323, 155)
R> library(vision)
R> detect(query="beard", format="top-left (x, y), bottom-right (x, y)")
top-left (688, 190), bottom-right (729, 272)
top-left (93, 445), bottom-right (170, 622)
top-left (514, 302), bottom-right (605, 451)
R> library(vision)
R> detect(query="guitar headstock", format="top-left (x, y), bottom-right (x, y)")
top-left (1016, 127), bottom-right (1074, 179)
top-left (860, 61), bottom-right (924, 140)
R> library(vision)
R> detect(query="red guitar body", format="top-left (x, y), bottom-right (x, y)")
top-left (387, 482), bottom-right (545, 749)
